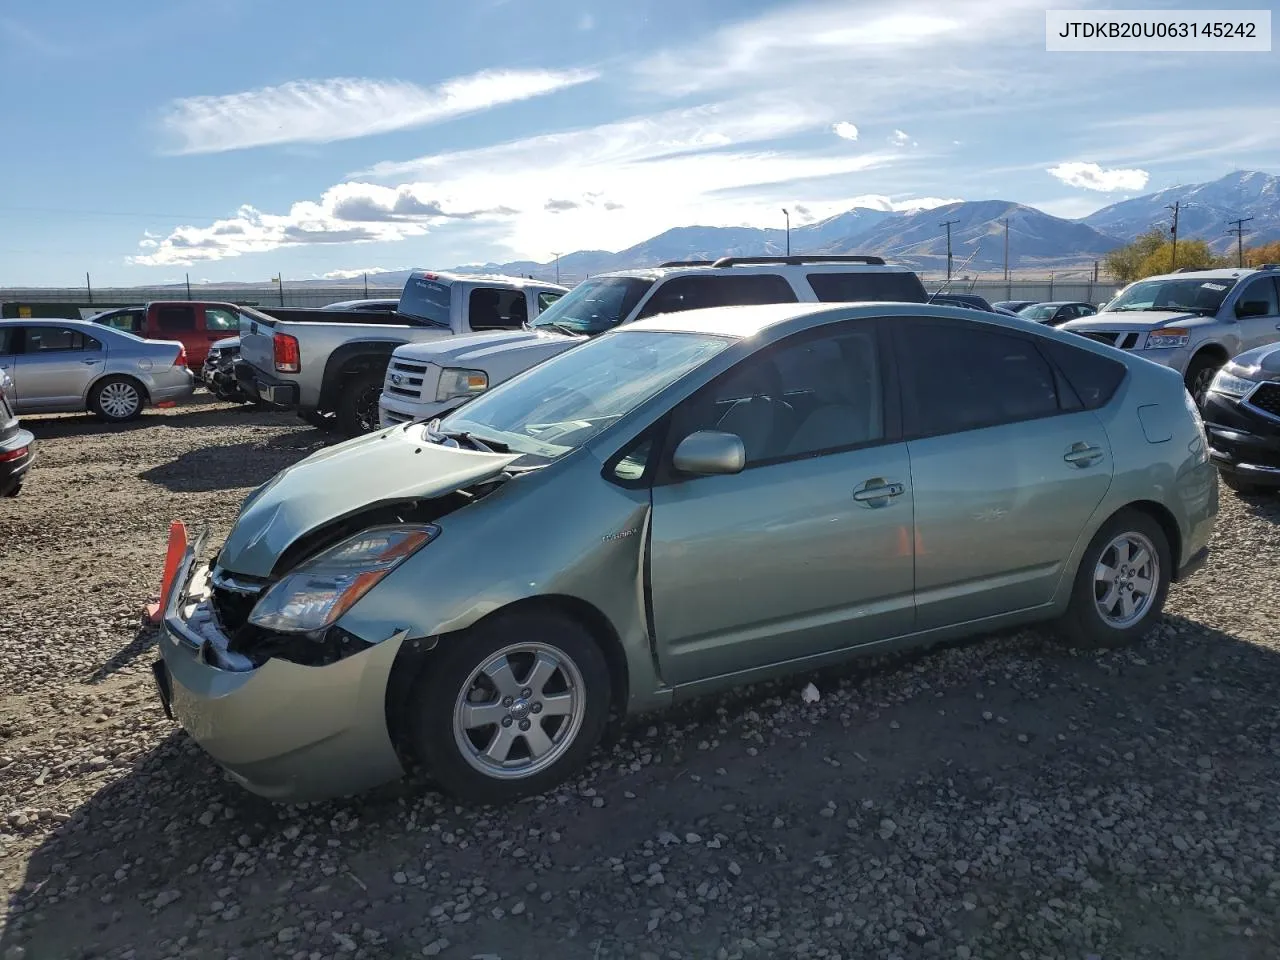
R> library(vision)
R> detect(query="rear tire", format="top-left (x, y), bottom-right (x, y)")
top-left (407, 611), bottom-right (611, 804)
top-left (89, 376), bottom-right (145, 422)
top-left (335, 369), bottom-right (384, 436)
top-left (1057, 508), bottom-right (1171, 649)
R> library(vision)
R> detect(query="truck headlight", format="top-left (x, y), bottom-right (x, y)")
top-left (436, 368), bottom-right (488, 402)
top-left (1207, 369), bottom-right (1256, 399)
top-left (249, 525), bottom-right (439, 633)
top-left (1146, 329), bottom-right (1189, 349)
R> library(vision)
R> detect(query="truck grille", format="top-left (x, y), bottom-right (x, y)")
top-left (1075, 331), bottom-right (1140, 350)
top-left (1249, 383), bottom-right (1280, 419)
top-left (385, 359), bottom-right (429, 400)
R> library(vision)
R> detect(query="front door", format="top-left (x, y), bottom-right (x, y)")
top-left (893, 317), bottom-right (1115, 629)
top-left (649, 318), bottom-right (915, 685)
top-left (11, 325), bottom-right (106, 411)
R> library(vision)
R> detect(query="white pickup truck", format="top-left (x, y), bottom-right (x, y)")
top-left (379, 256), bottom-right (929, 426)
top-left (236, 271), bottom-right (566, 434)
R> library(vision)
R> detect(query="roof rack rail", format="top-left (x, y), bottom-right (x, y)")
top-left (711, 255), bottom-right (887, 268)
top-left (1256, 263), bottom-right (1279, 270)
top-left (657, 259), bottom-right (718, 268)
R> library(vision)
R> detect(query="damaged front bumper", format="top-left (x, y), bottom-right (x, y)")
top-left (153, 531), bottom-right (408, 801)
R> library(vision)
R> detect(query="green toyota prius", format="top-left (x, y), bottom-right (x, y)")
top-left (153, 301), bottom-right (1217, 803)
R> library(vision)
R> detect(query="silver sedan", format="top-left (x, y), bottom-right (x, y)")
top-left (0, 318), bottom-right (194, 422)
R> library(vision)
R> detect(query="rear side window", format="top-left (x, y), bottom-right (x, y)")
top-left (899, 320), bottom-right (1061, 437)
top-left (807, 271), bottom-right (927, 303)
top-left (469, 288), bottom-right (528, 330)
top-left (1039, 338), bottom-right (1126, 410)
top-left (157, 305), bottom-right (196, 331)
top-left (636, 274), bottom-right (798, 319)
top-left (205, 308), bottom-right (239, 331)
top-left (399, 276), bottom-right (453, 326)
top-left (27, 327), bottom-right (101, 352)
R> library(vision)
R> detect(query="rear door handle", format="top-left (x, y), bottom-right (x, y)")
top-left (853, 478), bottom-right (905, 503)
top-left (1064, 442), bottom-right (1104, 467)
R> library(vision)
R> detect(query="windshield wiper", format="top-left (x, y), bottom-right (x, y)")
top-left (423, 420), bottom-right (509, 453)
top-left (536, 321), bottom-right (584, 338)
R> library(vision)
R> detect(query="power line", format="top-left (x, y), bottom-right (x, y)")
top-left (1226, 216), bottom-right (1254, 268)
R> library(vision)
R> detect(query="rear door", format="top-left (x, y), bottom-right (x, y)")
top-left (12, 325), bottom-right (106, 410)
top-left (151, 304), bottom-right (204, 365)
top-left (892, 317), bottom-right (1115, 629)
top-left (1232, 276), bottom-right (1280, 352)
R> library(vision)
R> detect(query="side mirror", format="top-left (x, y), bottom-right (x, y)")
top-left (672, 430), bottom-right (745, 476)
top-left (1236, 300), bottom-right (1271, 318)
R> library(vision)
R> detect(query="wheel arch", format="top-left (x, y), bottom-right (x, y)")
top-left (383, 593), bottom-right (630, 763)
top-left (1112, 499), bottom-right (1183, 579)
top-left (88, 371), bottom-right (150, 404)
top-left (1189, 341), bottom-right (1229, 369)
top-left (318, 341), bottom-right (403, 412)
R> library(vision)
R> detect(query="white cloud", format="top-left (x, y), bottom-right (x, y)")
top-left (161, 69), bottom-right (597, 154)
top-left (1047, 161), bottom-right (1150, 192)
top-left (134, 97), bottom-right (911, 266)
top-left (322, 267), bottom-right (400, 280)
top-left (888, 129), bottom-right (913, 147)
top-left (832, 122), bottom-right (859, 141)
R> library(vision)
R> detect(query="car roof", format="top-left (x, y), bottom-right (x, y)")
top-left (1137, 268), bottom-right (1256, 282)
top-left (1, 316), bottom-right (102, 329)
top-left (621, 300), bottom-right (1046, 339)
top-left (409, 270), bottom-right (567, 291)
top-left (588, 260), bottom-right (918, 281)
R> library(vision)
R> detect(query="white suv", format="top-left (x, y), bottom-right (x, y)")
top-left (379, 255), bottom-right (927, 426)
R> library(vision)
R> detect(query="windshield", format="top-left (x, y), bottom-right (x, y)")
top-left (1019, 304), bottom-right (1058, 320)
top-left (398, 275), bottom-right (452, 326)
top-left (1106, 278), bottom-right (1235, 314)
top-left (439, 330), bottom-right (730, 463)
top-left (530, 277), bottom-right (654, 335)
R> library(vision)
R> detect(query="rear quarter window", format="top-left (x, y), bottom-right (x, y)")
top-left (807, 271), bottom-right (927, 303)
top-left (1039, 338), bottom-right (1126, 410)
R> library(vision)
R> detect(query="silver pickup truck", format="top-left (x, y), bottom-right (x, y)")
top-left (235, 271), bottom-right (566, 434)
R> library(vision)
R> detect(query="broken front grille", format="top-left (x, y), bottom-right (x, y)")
top-left (1249, 383), bottom-right (1280, 420)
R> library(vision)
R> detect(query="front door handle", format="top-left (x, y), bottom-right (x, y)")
top-left (81, 358), bottom-right (103, 365)
top-left (853, 477), bottom-right (905, 504)
top-left (1064, 442), bottom-right (1104, 467)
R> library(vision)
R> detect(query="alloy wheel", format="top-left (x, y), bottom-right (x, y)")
top-left (99, 381), bottom-right (141, 419)
top-left (452, 643), bottom-right (587, 780)
top-left (1094, 531), bottom-right (1160, 629)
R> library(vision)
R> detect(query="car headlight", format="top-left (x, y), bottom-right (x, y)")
top-left (436, 368), bottom-right (488, 402)
top-left (248, 524), bottom-right (439, 633)
top-left (1207, 369), bottom-right (1256, 399)
top-left (1146, 329), bottom-right (1189, 349)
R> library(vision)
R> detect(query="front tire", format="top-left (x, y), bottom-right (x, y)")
top-left (1057, 509), bottom-right (1172, 649)
top-left (408, 611), bottom-right (611, 803)
top-left (335, 369), bottom-right (384, 436)
top-left (89, 376), bottom-right (145, 422)
top-left (1185, 355), bottom-right (1222, 406)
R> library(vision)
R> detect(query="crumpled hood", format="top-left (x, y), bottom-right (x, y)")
top-left (1062, 309), bottom-right (1207, 332)
top-left (392, 329), bottom-right (581, 366)
top-left (218, 426), bottom-right (518, 578)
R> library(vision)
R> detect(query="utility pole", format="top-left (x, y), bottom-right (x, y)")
top-left (85, 272), bottom-right (93, 305)
top-left (186, 273), bottom-right (192, 299)
top-left (940, 219), bottom-right (959, 281)
top-left (782, 208), bottom-right (791, 256)
top-left (1226, 216), bottom-right (1253, 267)
top-left (551, 252), bottom-right (563, 285)
top-left (1166, 201), bottom-right (1180, 269)
top-left (1001, 218), bottom-right (1009, 282)
top-left (272, 273), bottom-right (284, 306)
top-left (363, 272), bottom-right (368, 298)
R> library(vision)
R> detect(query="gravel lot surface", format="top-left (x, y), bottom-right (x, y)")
top-left (2, 395), bottom-right (1279, 960)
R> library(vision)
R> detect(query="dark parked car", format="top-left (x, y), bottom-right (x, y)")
top-left (0, 368), bottom-right (34, 496)
top-left (1019, 301), bottom-right (1098, 326)
top-left (994, 300), bottom-right (1037, 313)
top-left (1201, 341), bottom-right (1280, 493)
top-left (930, 293), bottom-right (996, 312)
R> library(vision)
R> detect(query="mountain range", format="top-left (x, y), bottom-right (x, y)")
top-left (438, 169), bottom-right (1279, 283)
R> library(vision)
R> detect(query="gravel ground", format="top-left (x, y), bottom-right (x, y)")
top-left (2, 394), bottom-right (1279, 960)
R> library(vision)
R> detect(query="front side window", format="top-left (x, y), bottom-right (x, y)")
top-left (1235, 277), bottom-right (1279, 316)
top-left (468, 288), bottom-right (528, 331)
top-left (531, 277), bottom-right (654, 335)
top-left (27, 327), bottom-right (100, 352)
top-left (669, 323), bottom-right (884, 466)
top-left (1107, 278), bottom-right (1235, 314)
top-left (900, 321), bottom-right (1061, 437)
top-left (205, 308), bottom-right (239, 331)
top-left (440, 330), bottom-right (731, 464)
top-left (157, 306), bottom-right (196, 331)
top-left (635, 274), bottom-right (798, 319)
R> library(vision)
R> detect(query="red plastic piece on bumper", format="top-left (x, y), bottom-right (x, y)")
top-left (155, 401), bottom-right (177, 408)
top-left (146, 521), bottom-right (189, 625)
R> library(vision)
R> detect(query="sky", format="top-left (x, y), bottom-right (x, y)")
top-left (0, 0), bottom-right (1275, 286)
